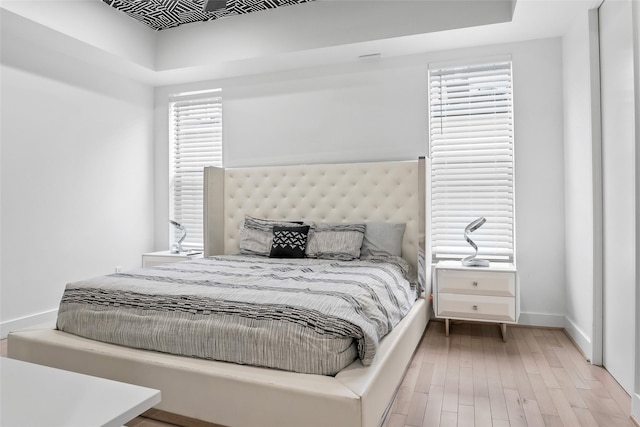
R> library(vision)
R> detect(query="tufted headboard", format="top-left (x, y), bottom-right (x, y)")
top-left (204, 159), bottom-right (425, 272)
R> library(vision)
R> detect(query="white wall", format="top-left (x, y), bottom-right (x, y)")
top-left (154, 37), bottom-right (567, 327)
top-left (0, 11), bottom-right (155, 336)
top-left (561, 7), bottom-right (599, 360)
top-left (600, 0), bottom-right (637, 395)
top-left (634, 0), bottom-right (640, 419)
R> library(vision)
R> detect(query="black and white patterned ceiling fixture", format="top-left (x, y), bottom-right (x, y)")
top-left (102, 0), bottom-right (316, 31)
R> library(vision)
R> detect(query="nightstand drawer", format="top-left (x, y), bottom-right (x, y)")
top-left (437, 293), bottom-right (516, 322)
top-left (437, 269), bottom-right (515, 297)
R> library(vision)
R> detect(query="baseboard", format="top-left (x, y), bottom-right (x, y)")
top-left (0, 309), bottom-right (58, 339)
top-left (632, 394), bottom-right (640, 426)
top-left (562, 316), bottom-right (592, 362)
top-left (518, 312), bottom-right (565, 328)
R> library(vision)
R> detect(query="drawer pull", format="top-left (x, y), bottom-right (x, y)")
top-left (473, 281), bottom-right (478, 287)
top-left (472, 305), bottom-right (478, 311)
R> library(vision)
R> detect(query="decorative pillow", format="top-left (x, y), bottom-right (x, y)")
top-left (361, 222), bottom-right (406, 258)
top-left (239, 216), bottom-right (304, 256)
top-left (306, 223), bottom-right (366, 260)
top-left (269, 225), bottom-right (311, 258)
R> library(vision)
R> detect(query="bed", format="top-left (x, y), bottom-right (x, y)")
top-left (8, 158), bottom-right (430, 427)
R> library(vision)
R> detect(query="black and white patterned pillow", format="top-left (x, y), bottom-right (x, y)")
top-left (269, 225), bottom-right (310, 258)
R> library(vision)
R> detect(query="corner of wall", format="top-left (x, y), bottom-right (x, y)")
top-left (517, 312), bottom-right (564, 328)
top-left (563, 316), bottom-right (593, 362)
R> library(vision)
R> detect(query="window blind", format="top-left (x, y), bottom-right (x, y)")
top-left (429, 60), bottom-right (514, 262)
top-left (169, 90), bottom-right (222, 251)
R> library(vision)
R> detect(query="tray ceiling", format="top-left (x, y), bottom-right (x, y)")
top-left (102, 0), bottom-right (316, 31)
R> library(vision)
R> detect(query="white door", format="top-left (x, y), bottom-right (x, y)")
top-left (600, 0), bottom-right (636, 395)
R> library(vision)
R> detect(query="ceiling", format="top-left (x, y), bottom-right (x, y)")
top-left (102, 0), bottom-right (315, 31)
top-left (0, 0), bottom-right (599, 86)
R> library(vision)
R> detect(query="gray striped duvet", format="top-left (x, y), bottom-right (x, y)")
top-left (57, 255), bottom-right (419, 375)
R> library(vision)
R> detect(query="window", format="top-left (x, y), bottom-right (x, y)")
top-left (169, 89), bottom-right (222, 251)
top-left (428, 59), bottom-right (515, 263)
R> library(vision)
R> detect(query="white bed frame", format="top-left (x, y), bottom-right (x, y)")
top-left (8, 159), bottom-right (430, 427)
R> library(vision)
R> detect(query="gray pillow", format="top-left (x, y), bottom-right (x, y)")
top-left (361, 222), bottom-right (406, 258)
top-left (239, 216), bottom-right (303, 256)
top-left (306, 223), bottom-right (366, 260)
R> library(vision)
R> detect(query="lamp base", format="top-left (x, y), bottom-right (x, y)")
top-left (461, 256), bottom-right (490, 267)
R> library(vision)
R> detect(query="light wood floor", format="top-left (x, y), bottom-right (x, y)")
top-left (382, 321), bottom-right (634, 427)
top-left (2, 322), bottom-right (635, 427)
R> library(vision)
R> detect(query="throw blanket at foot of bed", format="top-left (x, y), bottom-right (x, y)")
top-left (57, 255), bottom-right (419, 375)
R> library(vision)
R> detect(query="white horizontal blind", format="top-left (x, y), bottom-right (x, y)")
top-left (429, 60), bottom-right (514, 262)
top-left (169, 90), bottom-right (222, 251)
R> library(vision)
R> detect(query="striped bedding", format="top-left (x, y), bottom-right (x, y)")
top-left (56, 255), bottom-right (419, 376)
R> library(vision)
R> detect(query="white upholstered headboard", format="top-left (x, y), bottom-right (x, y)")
top-left (204, 159), bottom-right (425, 271)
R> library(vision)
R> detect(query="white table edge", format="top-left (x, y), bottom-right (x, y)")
top-left (1, 357), bottom-right (161, 427)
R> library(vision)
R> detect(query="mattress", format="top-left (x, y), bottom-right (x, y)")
top-left (56, 255), bottom-right (420, 376)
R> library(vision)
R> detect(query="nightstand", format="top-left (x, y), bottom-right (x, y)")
top-left (434, 260), bottom-right (518, 341)
top-left (142, 250), bottom-right (203, 268)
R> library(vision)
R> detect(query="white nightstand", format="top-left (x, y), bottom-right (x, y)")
top-left (142, 250), bottom-right (204, 268)
top-left (434, 260), bottom-right (519, 341)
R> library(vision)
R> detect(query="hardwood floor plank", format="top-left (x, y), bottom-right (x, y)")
top-left (496, 337), bottom-right (518, 390)
top-left (522, 398), bottom-right (545, 427)
top-left (482, 334), bottom-right (509, 421)
top-left (506, 339), bottom-right (537, 401)
top-left (424, 325), bottom-right (444, 364)
top-left (471, 337), bottom-right (489, 400)
top-left (405, 392), bottom-right (428, 427)
top-left (548, 387), bottom-right (582, 426)
top-left (473, 395), bottom-right (492, 427)
top-left (431, 334), bottom-right (451, 388)
top-left (392, 337), bottom-right (425, 415)
top-left (536, 330), bottom-right (562, 368)
top-left (503, 388), bottom-right (527, 427)
top-left (551, 366), bottom-right (588, 408)
top-left (414, 361), bottom-right (435, 394)
top-left (586, 378), bottom-right (617, 399)
top-left (541, 414), bottom-right (564, 427)
top-left (522, 327), bottom-right (543, 354)
top-left (578, 387), bottom-right (634, 427)
top-left (532, 350), bottom-right (561, 389)
top-left (556, 329), bottom-right (598, 381)
top-left (441, 333), bottom-right (461, 413)
top-left (392, 378), bottom-right (417, 415)
top-left (459, 324), bottom-right (473, 370)
top-left (471, 336), bottom-right (491, 427)
top-left (439, 410), bottom-right (457, 427)
top-left (384, 413), bottom-right (407, 427)
top-left (573, 407), bottom-right (601, 427)
top-left (589, 364), bottom-right (633, 415)
top-left (527, 373), bottom-right (559, 416)
top-left (458, 366), bottom-right (474, 407)
top-left (511, 327), bottom-right (539, 375)
top-left (554, 346), bottom-right (590, 389)
top-left (457, 404), bottom-right (474, 427)
top-left (422, 385), bottom-right (444, 427)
